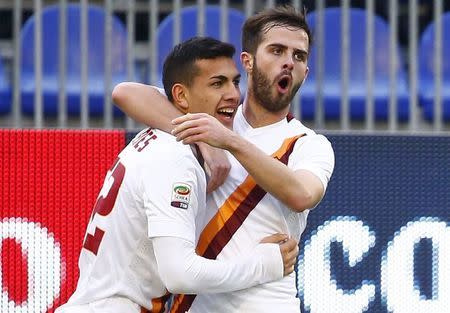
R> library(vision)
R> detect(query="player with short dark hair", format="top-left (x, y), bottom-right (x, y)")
top-left (56, 36), bottom-right (298, 313)
top-left (114, 6), bottom-right (334, 313)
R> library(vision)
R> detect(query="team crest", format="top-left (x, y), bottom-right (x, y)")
top-left (171, 183), bottom-right (191, 209)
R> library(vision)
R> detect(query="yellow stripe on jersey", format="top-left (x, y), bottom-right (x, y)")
top-left (196, 134), bottom-right (305, 256)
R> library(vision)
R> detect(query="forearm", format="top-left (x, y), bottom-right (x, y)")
top-left (171, 113), bottom-right (332, 211)
top-left (153, 236), bottom-right (282, 294)
top-left (112, 82), bottom-right (181, 133)
top-left (226, 134), bottom-right (321, 212)
top-left (171, 113), bottom-right (322, 211)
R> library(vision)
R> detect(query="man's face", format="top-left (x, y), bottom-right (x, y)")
top-left (250, 26), bottom-right (309, 112)
top-left (185, 57), bottom-right (241, 129)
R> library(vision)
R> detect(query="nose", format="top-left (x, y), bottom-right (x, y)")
top-left (283, 54), bottom-right (295, 71)
top-left (224, 82), bottom-right (241, 103)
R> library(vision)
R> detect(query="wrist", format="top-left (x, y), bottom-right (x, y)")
top-left (226, 132), bottom-right (244, 153)
top-left (254, 243), bottom-right (284, 282)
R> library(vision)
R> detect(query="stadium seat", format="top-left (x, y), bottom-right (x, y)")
top-left (156, 5), bottom-right (247, 96)
top-left (20, 3), bottom-right (127, 116)
top-left (418, 11), bottom-right (450, 121)
top-left (300, 7), bottom-right (410, 121)
top-left (0, 55), bottom-right (11, 114)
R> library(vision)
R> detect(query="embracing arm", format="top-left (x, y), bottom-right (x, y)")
top-left (172, 114), bottom-right (334, 212)
top-left (112, 82), bottom-right (180, 133)
top-left (226, 134), bottom-right (325, 212)
top-left (112, 83), bottom-right (230, 192)
top-left (153, 235), bottom-right (297, 294)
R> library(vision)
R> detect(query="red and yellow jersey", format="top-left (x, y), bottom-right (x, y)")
top-left (172, 106), bottom-right (335, 313)
top-left (58, 128), bottom-right (207, 313)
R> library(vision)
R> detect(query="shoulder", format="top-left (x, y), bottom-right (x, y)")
top-left (290, 133), bottom-right (335, 188)
top-left (297, 133), bottom-right (334, 156)
top-left (284, 117), bottom-right (332, 145)
top-left (304, 133), bottom-right (332, 146)
top-left (127, 128), bottom-right (201, 169)
top-left (285, 116), bottom-right (318, 136)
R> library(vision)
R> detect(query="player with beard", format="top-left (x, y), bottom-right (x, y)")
top-left (113, 6), bottom-right (334, 312)
top-left (56, 37), bottom-right (299, 313)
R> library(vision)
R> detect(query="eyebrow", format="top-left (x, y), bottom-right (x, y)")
top-left (268, 43), bottom-right (308, 56)
top-left (295, 49), bottom-right (309, 57)
top-left (210, 73), bottom-right (241, 81)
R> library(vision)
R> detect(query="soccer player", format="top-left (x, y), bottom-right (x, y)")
top-left (55, 37), bottom-right (299, 313)
top-left (113, 6), bottom-right (335, 312)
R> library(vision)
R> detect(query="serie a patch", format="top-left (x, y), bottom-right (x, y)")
top-left (171, 183), bottom-right (191, 209)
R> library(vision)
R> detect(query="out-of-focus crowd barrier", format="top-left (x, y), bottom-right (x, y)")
top-left (0, 1), bottom-right (450, 131)
top-left (0, 130), bottom-right (449, 313)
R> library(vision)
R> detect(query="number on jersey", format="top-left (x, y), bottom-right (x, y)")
top-left (82, 158), bottom-right (126, 255)
top-left (132, 128), bottom-right (158, 152)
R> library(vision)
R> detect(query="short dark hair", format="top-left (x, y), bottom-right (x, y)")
top-left (242, 5), bottom-right (312, 55)
top-left (162, 36), bottom-right (236, 102)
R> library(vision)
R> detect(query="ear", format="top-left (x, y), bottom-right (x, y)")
top-left (241, 52), bottom-right (253, 73)
top-left (301, 67), bottom-right (309, 86)
top-left (171, 83), bottom-right (189, 113)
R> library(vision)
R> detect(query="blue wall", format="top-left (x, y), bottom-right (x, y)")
top-left (298, 135), bottom-right (450, 313)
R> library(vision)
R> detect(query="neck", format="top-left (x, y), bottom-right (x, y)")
top-left (242, 91), bottom-right (290, 128)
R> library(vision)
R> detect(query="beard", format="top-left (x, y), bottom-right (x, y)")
top-left (250, 59), bottom-right (301, 113)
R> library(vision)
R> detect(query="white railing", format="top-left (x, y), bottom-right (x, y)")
top-left (0, 0), bottom-right (448, 133)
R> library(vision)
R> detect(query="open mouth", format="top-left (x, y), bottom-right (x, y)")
top-left (277, 76), bottom-right (291, 93)
top-left (217, 107), bottom-right (236, 119)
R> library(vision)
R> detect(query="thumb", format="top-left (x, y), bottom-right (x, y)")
top-left (260, 233), bottom-right (288, 244)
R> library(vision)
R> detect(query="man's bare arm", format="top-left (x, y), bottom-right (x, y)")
top-left (172, 113), bottom-right (332, 212)
top-left (112, 82), bottom-right (180, 133)
top-left (228, 139), bottom-right (325, 212)
top-left (112, 83), bottom-right (231, 192)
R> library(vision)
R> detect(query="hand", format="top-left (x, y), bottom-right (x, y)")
top-left (197, 142), bottom-right (231, 193)
top-left (171, 113), bottom-right (235, 149)
top-left (261, 233), bottom-right (299, 276)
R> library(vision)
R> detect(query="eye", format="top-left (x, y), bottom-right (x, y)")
top-left (294, 52), bottom-right (306, 62)
top-left (211, 81), bottom-right (222, 88)
top-left (233, 78), bottom-right (240, 87)
top-left (272, 47), bottom-right (282, 55)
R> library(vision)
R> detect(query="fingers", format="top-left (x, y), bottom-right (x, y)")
top-left (199, 144), bottom-right (231, 193)
top-left (280, 238), bottom-right (299, 276)
top-left (172, 112), bottom-right (208, 130)
top-left (171, 120), bottom-right (200, 138)
top-left (172, 112), bottom-right (205, 125)
top-left (206, 168), bottom-right (225, 193)
top-left (260, 233), bottom-right (288, 244)
top-left (174, 128), bottom-right (203, 143)
top-left (206, 162), bottom-right (230, 193)
top-left (171, 114), bottom-right (231, 148)
top-left (205, 162), bottom-right (219, 193)
top-left (206, 175), bottom-right (220, 194)
top-left (171, 115), bottom-right (210, 143)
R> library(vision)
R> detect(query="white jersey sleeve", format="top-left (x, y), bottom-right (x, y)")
top-left (153, 236), bottom-right (283, 294)
top-left (142, 148), bottom-right (205, 244)
top-left (289, 134), bottom-right (335, 193)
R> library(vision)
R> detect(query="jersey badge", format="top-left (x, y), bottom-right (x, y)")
top-left (171, 183), bottom-right (191, 209)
